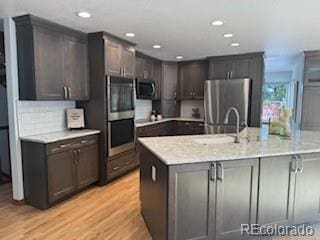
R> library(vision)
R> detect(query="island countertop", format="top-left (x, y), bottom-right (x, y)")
top-left (138, 127), bottom-right (320, 165)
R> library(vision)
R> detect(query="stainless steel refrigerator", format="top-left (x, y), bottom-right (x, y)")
top-left (204, 78), bottom-right (252, 134)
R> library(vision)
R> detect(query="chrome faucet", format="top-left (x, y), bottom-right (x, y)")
top-left (224, 107), bottom-right (240, 143)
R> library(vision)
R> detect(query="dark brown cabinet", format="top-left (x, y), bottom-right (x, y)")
top-left (105, 38), bottom-right (135, 78)
top-left (293, 153), bottom-right (320, 224)
top-left (258, 153), bottom-right (320, 226)
top-left (76, 144), bottom-right (100, 190)
top-left (304, 51), bottom-right (320, 87)
top-left (166, 158), bottom-right (259, 240)
top-left (258, 156), bottom-right (295, 226)
top-left (179, 60), bottom-right (208, 100)
top-left (208, 53), bottom-right (264, 127)
top-left (162, 62), bottom-right (180, 117)
top-left (47, 150), bottom-right (77, 203)
top-left (14, 14), bottom-right (89, 100)
top-left (136, 121), bottom-right (204, 138)
top-left (22, 134), bottom-right (99, 209)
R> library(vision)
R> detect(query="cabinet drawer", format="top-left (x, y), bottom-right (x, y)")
top-left (47, 134), bottom-right (99, 155)
top-left (107, 150), bottom-right (137, 180)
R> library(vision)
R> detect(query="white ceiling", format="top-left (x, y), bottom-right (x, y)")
top-left (0, 0), bottom-right (320, 61)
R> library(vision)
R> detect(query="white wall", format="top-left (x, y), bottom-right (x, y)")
top-left (135, 99), bottom-right (152, 120)
top-left (180, 100), bottom-right (204, 118)
top-left (17, 101), bottom-right (75, 137)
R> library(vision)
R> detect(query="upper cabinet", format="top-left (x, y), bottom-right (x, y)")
top-left (208, 53), bottom-right (264, 127)
top-left (304, 51), bottom-right (320, 87)
top-left (14, 15), bottom-right (89, 100)
top-left (179, 60), bottom-right (208, 100)
top-left (105, 37), bottom-right (135, 78)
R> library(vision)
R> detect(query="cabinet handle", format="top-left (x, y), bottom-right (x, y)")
top-left (68, 87), bottom-right (71, 99)
top-left (297, 155), bottom-right (304, 173)
top-left (210, 163), bottom-right (216, 182)
top-left (59, 144), bottom-right (69, 148)
top-left (125, 161), bottom-right (132, 165)
top-left (80, 140), bottom-right (88, 144)
top-left (230, 71), bottom-right (233, 79)
top-left (217, 163), bottom-right (224, 181)
top-left (226, 72), bottom-right (229, 79)
top-left (73, 150), bottom-right (77, 164)
top-left (113, 166), bottom-right (120, 171)
top-left (190, 92), bottom-right (193, 96)
top-left (292, 155), bottom-right (298, 174)
top-left (63, 87), bottom-right (68, 99)
top-left (123, 66), bottom-right (126, 77)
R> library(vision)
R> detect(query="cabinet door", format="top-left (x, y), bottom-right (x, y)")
top-left (144, 60), bottom-right (154, 79)
top-left (121, 45), bottom-right (135, 78)
top-left (304, 55), bottom-right (320, 86)
top-left (64, 36), bottom-right (89, 100)
top-left (179, 63), bottom-right (194, 100)
top-left (258, 156), bottom-right (296, 226)
top-left (231, 59), bottom-right (251, 78)
top-left (209, 61), bottom-right (231, 79)
top-left (293, 153), bottom-right (320, 224)
top-left (153, 62), bottom-right (162, 100)
top-left (168, 163), bottom-right (215, 240)
top-left (47, 150), bottom-right (76, 203)
top-left (175, 121), bottom-right (194, 135)
top-left (76, 144), bottom-right (99, 190)
top-left (162, 62), bottom-right (178, 100)
top-left (33, 26), bottom-right (65, 99)
top-left (105, 39), bottom-right (122, 76)
top-left (301, 87), bottom-right (320, 130)
top-left (135, 57), bottom-right (145, 79)
top-left (193, 61), bottom-right (208, 99)
top-left (162, 100), bottom-right (179, 118)
top-left (215, 159), bottom-right (259, 240)
top-left (193, 122), bottom-right (205, 134)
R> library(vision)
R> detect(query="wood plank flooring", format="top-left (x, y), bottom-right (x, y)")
top-left (1, 169), bottom-right (320, 240)
top-left (0, 170), bottom-right (151, 240)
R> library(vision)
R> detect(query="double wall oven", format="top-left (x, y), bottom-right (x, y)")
top-left (107, 76), bottom-right (135, 157)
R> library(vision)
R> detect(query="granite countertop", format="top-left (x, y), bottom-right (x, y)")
top-left (138, 127), bottom-right (320, 165)
top-left (20, 129), bottom-right (101, 144)
top-left (135, 117), bottom-right (204, 127)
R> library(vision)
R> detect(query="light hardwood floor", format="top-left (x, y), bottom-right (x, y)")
top-left (0, 170), bottom-right (151, 240)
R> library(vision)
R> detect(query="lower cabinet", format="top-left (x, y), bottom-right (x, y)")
top-left (258, 153), bottom-right (320, 226)
top-left (167, 159), bottom-right (259, 240)
top-left (136, 120), bottom-right (204, 138)
top-left (47, 150), bottom-right (77, 203)
top-left (107, 149), bottom-right (138, 181)
top-left (22, 134), bottom-right (99, 209)
top-left (293, 153), bottom-right (320, 224)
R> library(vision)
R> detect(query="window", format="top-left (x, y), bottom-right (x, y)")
top-left (262, 83), bottom-right (290, 123)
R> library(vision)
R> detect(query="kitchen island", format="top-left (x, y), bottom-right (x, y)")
top-left (138, 128), bottom-right (320, 240)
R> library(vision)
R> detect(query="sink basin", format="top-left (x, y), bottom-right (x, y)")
top-left (193, 135), bottom-right (235, 145)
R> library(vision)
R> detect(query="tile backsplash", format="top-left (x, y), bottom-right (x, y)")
top-left (180, 100), bottom-right (204, 118)
top-left (17, 101), bottom-right (75, 137)
top-left (135, 99), bottom-right (152, 120)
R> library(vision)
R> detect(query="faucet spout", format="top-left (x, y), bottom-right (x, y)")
top-left (224, 107), bottom-right (240, 143)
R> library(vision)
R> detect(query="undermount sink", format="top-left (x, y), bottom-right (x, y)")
top-left (193, 135), bottom-right (236, 145)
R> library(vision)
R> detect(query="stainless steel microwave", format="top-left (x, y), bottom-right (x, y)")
top-left (136, 79), bottom-right (155, 99)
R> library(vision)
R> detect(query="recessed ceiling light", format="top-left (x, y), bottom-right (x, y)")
top-left (211, 20), bottom-right (224, 26)
top-left (76, 11), bottom-right (91, 18)
top-left (223, 33), bottom-right (233, 38)
top-left (231, 43), bottom-right (240, 47)
top-left (153, 45), bottom-right (161, 49)
top-left (176, 56), bottom-right (184, 60)
top-left (125, 32), bottom-right (135, 37)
